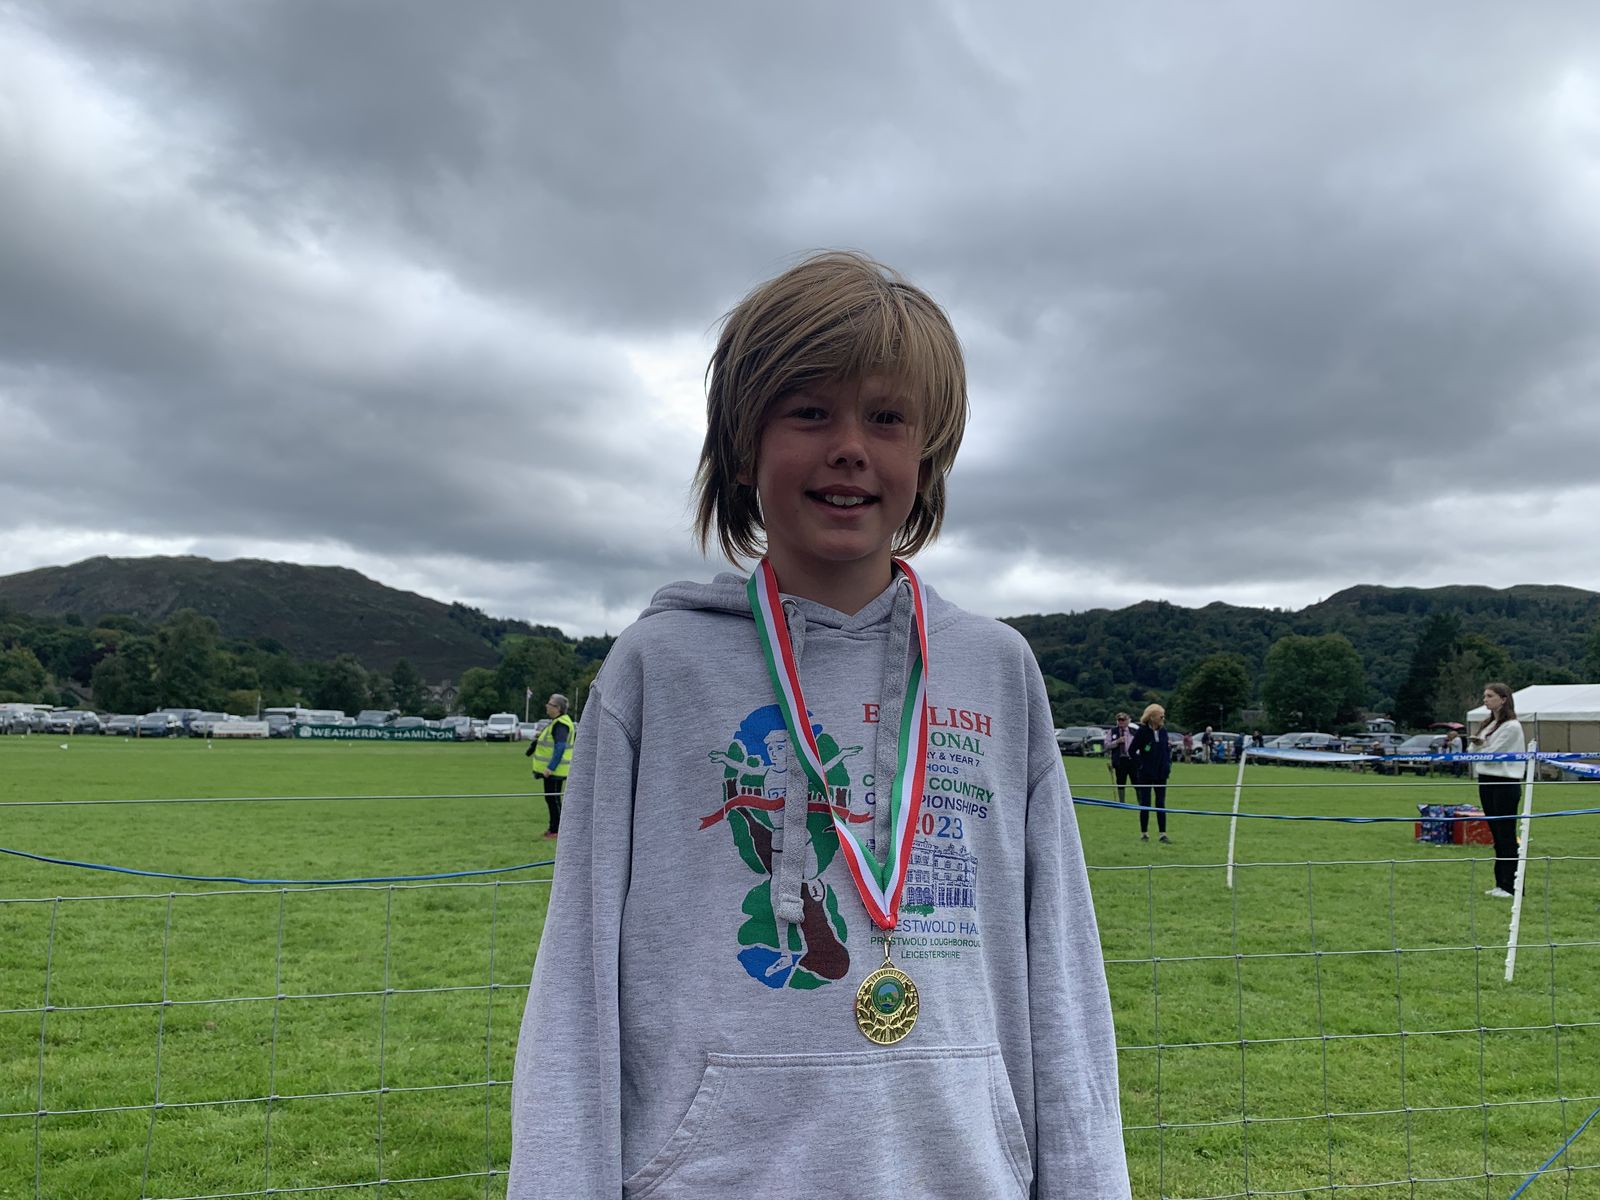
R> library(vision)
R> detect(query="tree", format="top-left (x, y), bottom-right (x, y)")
top-left (90, 637), bottom-right (160, 713)
top-left (1395, 612), bottom-right (1461, 729)
top-left (1585, 622), bottom-right (1600, 680)
top-left (0, 645), bottom-right (49, 703)
top-left (311, 654), bottom-right (368, 716)
top-left (1262, 634), bottom-right (1368, 731)
top-left (458, 667), bottom-right (503, 719)
top-left (390, 658), bottom-right (426, 713)
top-left (495, 637), bottom-right (577, 718)
top-left (155, 609), bottom-right (224, 708)
top-left (1171, 654), bottom-right (1252, 730)
top-left (572, 659), bottom-right (603, 720)
top-left (224, 689), bottom-right (261, 717)
top-left (1431, 635), bottom-right (1512, 726)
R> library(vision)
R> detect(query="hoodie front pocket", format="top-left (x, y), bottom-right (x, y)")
top-left (622, 1043), bottom-right (1032, 1200)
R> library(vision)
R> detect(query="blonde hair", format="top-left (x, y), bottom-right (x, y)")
top-left (693, 250), bottom-right (968, 564)
top-left (1140, 703), bottom-right (1165, 726)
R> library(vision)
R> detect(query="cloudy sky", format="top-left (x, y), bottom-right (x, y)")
top-left (3, 2), bottom-right (1598, 637)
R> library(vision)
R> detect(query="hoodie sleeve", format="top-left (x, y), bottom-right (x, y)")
top-left (1023, 666), bottom-right (1132, 1197)
top-left (507, 676), bottom-right (637, 1199)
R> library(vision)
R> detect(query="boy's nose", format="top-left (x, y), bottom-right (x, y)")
top-left (827, 416), bottom-right (869, 467)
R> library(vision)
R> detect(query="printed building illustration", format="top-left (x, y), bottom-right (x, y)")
top-left (905, 840), bottom-right (977, 909)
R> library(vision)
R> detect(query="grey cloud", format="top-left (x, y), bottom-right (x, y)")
top-left (5, 2), bottom-right (1600, 635)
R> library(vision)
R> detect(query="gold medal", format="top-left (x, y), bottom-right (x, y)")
top-left (854, 938), bottom-right (919, 1044)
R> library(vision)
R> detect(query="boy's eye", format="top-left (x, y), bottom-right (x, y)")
top-left (869, 410), bottom-right (907, 425)
top-left (787, 406), bottom-right (827, 421)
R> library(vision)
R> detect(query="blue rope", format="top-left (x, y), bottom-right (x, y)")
top-left (1505, 1103), bottom-right (1600, 1198)
top-left (5, 796), bottom-right (1596, 885)
top-left (0, 844), bottom-right (553, 886)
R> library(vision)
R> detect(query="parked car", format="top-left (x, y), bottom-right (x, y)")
top-left (188, 712), bottom-right (228, 737)
top-left (138, 712), bottom-right (182, 737)
top-left (1055, 726), bottom-right (1107, 756)
top-left (518, 722), bottom-right (540, 741)
top-left (158, 707), bottom-right (202, 731)
top-left (1393, 733), bottom-right (1448, 774)
top-left (484, 713), bottom-right (521, 742)
top-left (1292, 733), bottom-right (1342, 753)
top-left (4, 709), bottom-right (48, 734)
top-left (45, 710), bottom-right (101, 735)
top-left (264, 714), bottom-right (294, 738)
top-left (437, 716), bottom-right (476, 741)
top-left (355, 709), bottom-right (397, 727)
top-left (1349, 732), bottom-right (1407, 753)
top-left (391, 716), bottom-right (426, 730)
top-left (104, 714), bottom-right (139, 736)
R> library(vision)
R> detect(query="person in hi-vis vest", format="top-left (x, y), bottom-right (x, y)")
top-left (525, 693), bottom-right (575, 839)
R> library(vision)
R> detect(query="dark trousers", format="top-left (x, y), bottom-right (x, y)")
top-left (543, 774), bottom-right (567, 834)
top-left (1478, 778), bottom-right (1521, 893)
top-left (1135, 782), bottom-right (1167, 833)
top-left (1110, 758), bottom-right (1135, 804)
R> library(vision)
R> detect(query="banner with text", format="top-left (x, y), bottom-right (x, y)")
top-left (294, 724), bottom-right (459, 742)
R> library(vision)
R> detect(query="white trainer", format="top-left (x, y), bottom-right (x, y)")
top-left (1485, 887), bottom-right (1513, 898)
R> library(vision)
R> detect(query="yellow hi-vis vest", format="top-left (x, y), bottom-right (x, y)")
top-left (529, 714), bottom-right (576, 777)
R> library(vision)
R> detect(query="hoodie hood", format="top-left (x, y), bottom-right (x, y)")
top-left (639, 572), bottom-right (752, 621)
top-left (639, 570), bottom-right (925, 636)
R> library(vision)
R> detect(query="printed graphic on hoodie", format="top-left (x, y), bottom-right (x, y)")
top-left (699, 704), bottom-right (866, 991)
top-left (700, 702), bottom-right (996, 986)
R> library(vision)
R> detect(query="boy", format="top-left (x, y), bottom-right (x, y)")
top-left (508, 252), bottom-right (1129, 1198)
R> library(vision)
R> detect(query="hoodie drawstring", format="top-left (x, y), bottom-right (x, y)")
top-left (772, 599), bottom-right (809, 926)
top-left (872, 578), bottom-right (916, 861)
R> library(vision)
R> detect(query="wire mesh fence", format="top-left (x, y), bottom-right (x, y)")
top-left (2, 769), bottom-right (1598, 1198)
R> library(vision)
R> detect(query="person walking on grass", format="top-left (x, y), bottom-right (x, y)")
top-left (525, 693), bottom-right (575, 839)
top-left (1107, 711), bottom-right (1136, 805)
top-left (507, 251), bottom-right (1130, 1198)
top-left (1469, 682), bottom-right (1525, 898)
top-left (1130, 702), bottom-right (1173, 843)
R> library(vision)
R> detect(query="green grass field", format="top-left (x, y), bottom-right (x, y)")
top-left (1, 738), bottom-right (1596, 1199)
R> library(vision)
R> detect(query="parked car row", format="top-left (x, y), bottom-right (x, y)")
top-left (3, 704), bottom-right (554, 742)
top-left (1050, 723), bottom-right (1455, 767)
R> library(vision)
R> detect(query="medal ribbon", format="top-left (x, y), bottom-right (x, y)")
top-left (747, 559), bottom-right (930, 931)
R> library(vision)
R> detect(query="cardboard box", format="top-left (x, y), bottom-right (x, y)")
top-left (1415, 804), bottom-right (1489, 845)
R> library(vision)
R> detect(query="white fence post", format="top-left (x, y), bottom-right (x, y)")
top-left (1503, 740), bottom-right (1537, 984)
top-left (1226, 748), bottom-right (1248, 889)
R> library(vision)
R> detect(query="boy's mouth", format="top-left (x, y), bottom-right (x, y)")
top-left (808, 490), bottom-right (877, 509)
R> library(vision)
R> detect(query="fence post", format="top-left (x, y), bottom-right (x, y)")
top-left (1503, 740), bottom-right (1537, 984)
top-left (1226, 748), bottom-right (1249, 889)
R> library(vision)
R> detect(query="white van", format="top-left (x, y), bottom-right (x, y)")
top-left (484, 713), bottom-right (521, 742)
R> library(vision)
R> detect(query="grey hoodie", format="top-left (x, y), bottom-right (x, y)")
top-left (508, 573), bottom-right (1129, 1199)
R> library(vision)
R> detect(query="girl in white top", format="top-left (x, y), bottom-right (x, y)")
top-left (1469, 682), bottom-right (1525, 897)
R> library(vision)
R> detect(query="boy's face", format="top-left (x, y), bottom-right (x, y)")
top-left (749, 374), bottom-right (922, 587)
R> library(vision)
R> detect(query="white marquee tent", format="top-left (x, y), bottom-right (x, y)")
top-left (1466, 683), bottom-right (1600, 752)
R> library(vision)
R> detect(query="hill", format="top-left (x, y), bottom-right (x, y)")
top-left (0, 556), bottom-right (564, 681)
top-left (4, 557), bottom-right (1596, 716)
top-left (1006, 582), bottom-right (1600, 723)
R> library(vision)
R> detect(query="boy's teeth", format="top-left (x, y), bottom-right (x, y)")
top-left (821, 494), bottom-right (866, 507)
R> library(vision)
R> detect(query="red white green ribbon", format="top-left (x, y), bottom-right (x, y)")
top-left (747, 559), bottom-right (930, 931)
